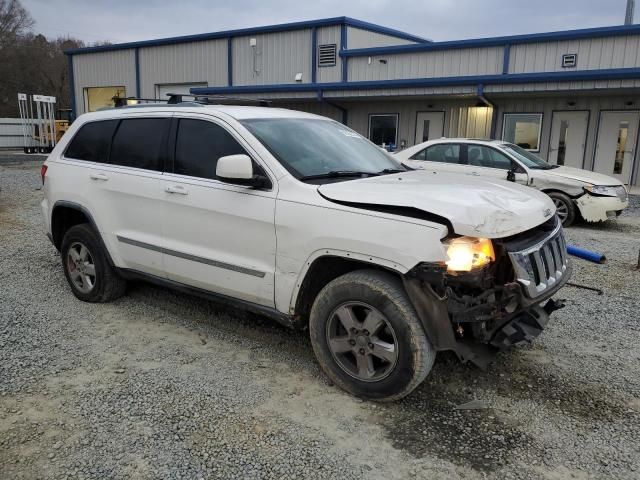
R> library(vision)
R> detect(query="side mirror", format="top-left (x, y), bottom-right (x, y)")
top-left (506, 169), bottom-right (516, 182)
top-left (216, 154), bottom-right (269, 188)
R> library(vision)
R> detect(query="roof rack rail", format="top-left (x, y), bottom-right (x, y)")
top-left (166, 93), bottom-right (272, 107)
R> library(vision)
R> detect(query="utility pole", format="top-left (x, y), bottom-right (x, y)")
top-left (626, 0), bottom-right (635, 25)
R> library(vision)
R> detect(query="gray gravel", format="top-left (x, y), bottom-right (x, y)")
top-left (1, 154), bottom-right (639, 479)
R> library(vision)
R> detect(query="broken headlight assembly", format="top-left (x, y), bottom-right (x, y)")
top-left (442, 237), bottom-right (495, 273)
top-left (584, 185), bottom-right (622, 197)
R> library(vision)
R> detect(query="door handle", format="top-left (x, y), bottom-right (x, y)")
top-left (89, 173), bottom-right (109, 181)
top-left (165, 185), bottom-right (188, 195)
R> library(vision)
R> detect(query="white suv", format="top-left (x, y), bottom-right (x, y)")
top-left (41, 104), bottom-right (571, 401)
top-left (395, 138), bottom-right (629, 226)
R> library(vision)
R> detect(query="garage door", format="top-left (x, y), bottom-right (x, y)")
top-left (156, 83), bottom-right (207, 100)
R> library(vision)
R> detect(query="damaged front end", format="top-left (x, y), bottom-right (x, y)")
top-left (403, 215), bottom-right (571, 368)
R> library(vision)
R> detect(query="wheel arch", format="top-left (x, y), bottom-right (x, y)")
top-left (291, 251), bottom-right (407, 321)
top-left (51, 201), bottom-right (115, 265)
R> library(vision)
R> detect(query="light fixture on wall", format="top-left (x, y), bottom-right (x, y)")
top-left (294, 72), bottom-right (303, 82)
top-left (567, 101), bottom-right (576, 106)
top-left (379, 59), bottom-right (388, 65)
top-left (626, 100), bottom-right (635, 106)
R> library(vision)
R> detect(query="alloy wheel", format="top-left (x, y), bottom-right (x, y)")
top-left (325, 301), bottom-right (399, 382)
top-left (553, 198), bottom-right (569, 223)
top-left (67, 242), bottom-right (96, 294)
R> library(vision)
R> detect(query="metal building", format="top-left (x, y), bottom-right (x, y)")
top-left (66, 16), bottom-right (640, 186)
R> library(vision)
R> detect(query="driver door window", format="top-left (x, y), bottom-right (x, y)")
top-left (467, 145), bottom-right (513, 170)
top-left (174, 119), bottom-right (248, 180)
top-left (466, 145), bottom-right (521, 183)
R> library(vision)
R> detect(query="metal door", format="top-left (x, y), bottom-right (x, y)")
top-left (594, 111), bottom-right (639, 183)
top-left (548, 111), bottom-right (588, 168)
top-left (414, 112), bottom-right (444, 144)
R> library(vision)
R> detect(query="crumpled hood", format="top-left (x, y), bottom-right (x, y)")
top-left (318, 170), bottom-right (556, 239)
top-left (534, 166), bottom-right (624, 186)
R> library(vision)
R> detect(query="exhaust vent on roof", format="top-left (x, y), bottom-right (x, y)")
top-left (318, 44), bottom-right (337, 67)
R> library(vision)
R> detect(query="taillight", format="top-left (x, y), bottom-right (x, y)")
top-left (41, 164), bottom-right (48, 185)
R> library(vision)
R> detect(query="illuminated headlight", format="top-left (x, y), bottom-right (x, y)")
top-left (443, 237), bottom-right (495, 273)
top-left (584, 185), bottom-right (621, 197)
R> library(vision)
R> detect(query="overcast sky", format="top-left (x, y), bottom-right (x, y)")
top-left (20, 0), bottom-right (635, 44)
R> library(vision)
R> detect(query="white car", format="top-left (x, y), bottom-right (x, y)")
top-left (41, 104), bottom-right (570, 401)
top-left (396, 138), bottom-right (629, 226)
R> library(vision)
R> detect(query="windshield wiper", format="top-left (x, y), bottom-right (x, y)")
top-left (299, 170), bottom-right (378, 181)
top-left (377, 168), bottom-right (406, 174)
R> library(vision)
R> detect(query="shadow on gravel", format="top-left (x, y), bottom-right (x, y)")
top-left (489, 355), bottom-right (628, 423)
top-left (378, 355), bottom-right (539, 473)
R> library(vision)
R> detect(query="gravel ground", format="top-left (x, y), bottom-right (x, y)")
top-left (1, 154), bottom-right (639, 480)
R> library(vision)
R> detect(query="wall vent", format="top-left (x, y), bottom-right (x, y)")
top-left (318, 44), bottom-right (337, 67)
top-left (561, 53), bottom-right (577, 68)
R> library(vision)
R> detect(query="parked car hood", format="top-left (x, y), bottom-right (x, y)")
top-left (534, 166), bottom-right (623, 186)
top-left (318, 171), bottom-right (556, 239)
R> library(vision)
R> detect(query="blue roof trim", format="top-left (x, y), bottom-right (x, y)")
top-left (340, 23), bottom-right (640, 57)
top-left (64, 16), bottom-right (425, 55)
top-left (190, 67), bottom-right (640, 94)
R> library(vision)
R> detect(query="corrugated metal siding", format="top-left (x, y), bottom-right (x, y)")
top-left (493, 95), bottom-right (640, 179)
top-left (485, 79), bottom-right (640, 93)
top-left (508, 35), bottom-right (640, 73)
top-left (72, 50), bottom-right (136, 115)
top-left (316, 26), bottom-right (342, 83)
top-left (232, 29), bottom-right (312, 86)
top-left (272, 101), bottom-right (344, 122)
top-left (0, 118), bottom-right (30, 148)
top-left (323, 85), bottom-right (476, 97)
top-left (138, 40), bottom-right (227, 98)
top-left (347, 27), bottom-right (417, 49)
top-left (448, 107), bottom-right (493, 139)
top-left (341, 99), bottom-right (489, 146)
top-left (347, 47), bottom-right (503, 81)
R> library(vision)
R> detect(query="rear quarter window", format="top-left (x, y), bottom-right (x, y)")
top-left (65, 120), bottom-right (119, 163)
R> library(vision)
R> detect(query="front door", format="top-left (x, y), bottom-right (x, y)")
top-left (415, 112), bottom-right (444, 144)
top-left (594, 111), bottom-right (639, 183)
top-left (548, 111), bottom-right (588, 168)
top-left (161, 115), bottom-right (277, 307)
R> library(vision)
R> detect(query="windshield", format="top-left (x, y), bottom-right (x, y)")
top-left (500, 143), bottom-right (556, 170)
top-left (241, 118), bottom-right (405, 181)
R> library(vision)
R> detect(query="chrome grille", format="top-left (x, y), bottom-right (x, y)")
top-left (507, 218), bottom-right (569, 298)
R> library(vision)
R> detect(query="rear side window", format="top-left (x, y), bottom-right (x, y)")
top-left (65, 120), bottom-right (118, 163)
top-left (412, 144), bottom-right (461, 164)
top-left (110, 118), bottom-right (169, 171)
top-left (174, 119), bottom-right (247, 180)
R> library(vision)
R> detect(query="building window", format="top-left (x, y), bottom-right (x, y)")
top-left (502, 113), bottom-right (543, 151)
top-left (369, 114), bottom-right (399, 151)
top-left (84, 86), bottom-right (125, 112)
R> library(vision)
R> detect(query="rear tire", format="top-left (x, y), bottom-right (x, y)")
top-left (547, 191), bottom-right (576, 226)
top-left (309, 269), bottom-right (435, 402)
top-left (61, 224), bottom-right (126, 303)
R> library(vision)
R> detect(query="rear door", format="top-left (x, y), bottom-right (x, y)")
top-left (403, 143), bottom-right (469, 175)
top-left (83, 114), bottom-right (170, 276)
top-left (160, 114), bottom-right (277, 307)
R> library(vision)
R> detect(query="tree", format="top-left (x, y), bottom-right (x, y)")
top-left (0, 0), bottom-right (85, 117)
top-left (0, 0), bottom-right (33, 47)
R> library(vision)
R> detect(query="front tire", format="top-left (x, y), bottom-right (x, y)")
top-left (309, 270), bottom-right (435, 401)
top-left (547, 191), bottom-right (576, 226)
top-left (61, 224), bottom-right (126, 303)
